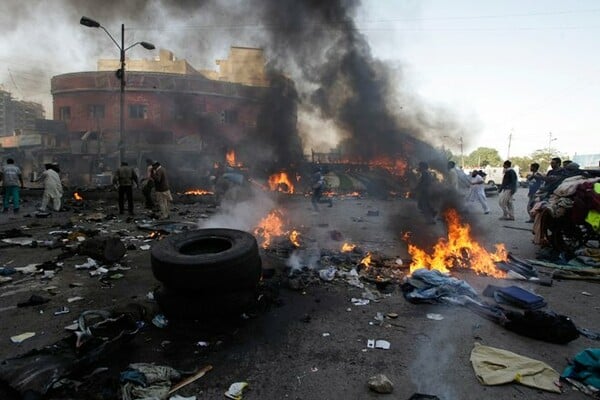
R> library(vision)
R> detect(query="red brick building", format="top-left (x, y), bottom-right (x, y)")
top-left (50, 48), bottom-right (280, 185)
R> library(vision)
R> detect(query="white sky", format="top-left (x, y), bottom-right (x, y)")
top-left (1, 0), bottom-right (598, 159)
top-left (359, 0), bottom-right (600, 157)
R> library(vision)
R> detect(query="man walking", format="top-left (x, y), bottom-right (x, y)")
top-left (0, 158), bottom-right (24, 214)
top-left (152, 161), bottom-right (172, 219)
top-left (498, 160), bottom-right (518, 221)
top-left (35, 163), bottom-right (63, 212)
top-left (113, 161), bottom-right (139, 215)
top-left (310, 167), bottom-right (332, 211)
top-left (467, 170), bottom-right (490, 214)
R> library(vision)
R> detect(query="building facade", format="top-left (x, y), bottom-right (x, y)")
top-left (50, 47), bottom-right (281, 186)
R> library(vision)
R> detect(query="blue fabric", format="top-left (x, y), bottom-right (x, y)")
top-left (562, 348), bottom-right (600, 389)
top-left (404, 268), bottom-right (478, 303)
top-left (2, 185), bottom-right (20, 210)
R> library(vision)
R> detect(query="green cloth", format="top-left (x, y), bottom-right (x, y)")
top-left (562, 348), bottom-right (600, 390)
top-left (585, 210), bottom-right (600, 232)
top-left (470, 343), bottom-right (561, 393)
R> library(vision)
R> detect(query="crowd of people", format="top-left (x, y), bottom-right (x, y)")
top-left (413, 157), bottom-right (600, 255)
top-left (0, 158), bottom-right (173, 220)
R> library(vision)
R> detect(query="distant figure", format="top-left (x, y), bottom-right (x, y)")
top-left (141, 158), bottom-right (155, 209)
top-left (498, 160), bottom-right (517, 221)
top-left (415, 161), bottom-right (436, 224)
top-left (525, 162), bottom-right (544, 222)
top-left (310, 167), bottom-right (332, 211)
top-left (113, 161), bottom-right (139, 215)
top-left (152, 161), bottom-right (172, 219)
top-left (447, 161), bottom-right (459, 190)
top-left (0, 158), bottom-right (24, 214)
top-left (467, 170), bottom-right (490, 214)
top-left (35, 163), bottom-right (63, 212)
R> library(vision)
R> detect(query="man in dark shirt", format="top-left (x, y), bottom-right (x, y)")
top-left (525, 162), bottom-right (544, 222)
top-left (498, 160), bottom-right (518, 221)
top-left (113, 161), bottom-right (139, 215)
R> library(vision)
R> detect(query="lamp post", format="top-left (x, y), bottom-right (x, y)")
top-left (80, 16), bottom-right (155, 165)
top-left (547, 132), bottom-right (557, 154)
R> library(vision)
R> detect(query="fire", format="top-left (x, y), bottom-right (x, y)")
top-left (369, 157), bottom-right (408, 177)
top-left (268, 172), bottom-right (295, 194)
top-left (406, 209), bottom-right (507, 278)
top-left (290, 230), bottom-right (301, 247)
top-left (341, 242), bottom-right (356, 252)
top-left (226, 149), bottom-right (242, 167)
top-left (254, 209), bottom-right (285, 248)
top-left (183, 189), bottom-right (214, 195)
top-left (74, 192), bottom-right (83, 201)
top-left (360, 252), bottom-right (372, 268)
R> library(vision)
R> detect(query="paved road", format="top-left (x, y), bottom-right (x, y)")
top-left (0, 187), bottom-right (597, 399)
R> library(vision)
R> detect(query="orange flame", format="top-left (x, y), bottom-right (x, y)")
top-left (183, 189), bottom-right (214, 195)
top-left (341, 242), bottom-right (356, 252)
top-left (360, 252), bottom-right (372, 268)
top-left (254, 209), bottom-right (285, 248)
top-left (226, 149), bottom-right (241, 167)
top-left (74, 192), bottom-right (83, 201)
top-left (290, 230), bottom-right (301, 247)
top-left (406, 209), bottom-right (507, 278)
top-left (268, 172), bottom-right (295, 193)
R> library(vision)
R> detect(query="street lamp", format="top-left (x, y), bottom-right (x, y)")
top-left (547, 132), bottom-right (557, 154)
top-left (80, 16), bottom-right (155, 165)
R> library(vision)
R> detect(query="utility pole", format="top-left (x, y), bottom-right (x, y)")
top-left (547, 132), bottom-right (558, 158)
top-left (507, 130), bottom-right (512, 160)
top-left (459, 136), bottom-right (464, 168)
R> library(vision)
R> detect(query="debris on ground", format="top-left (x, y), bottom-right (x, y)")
top-left (367, 373), bottom-right (393, 394)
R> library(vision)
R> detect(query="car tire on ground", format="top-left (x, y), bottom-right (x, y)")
top-left (151, 228), bottom-right (262, 291)
top-left (154, 286), bottom-right (258, 319)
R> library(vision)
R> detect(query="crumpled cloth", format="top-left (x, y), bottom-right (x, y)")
top-left (562, 348), bottom-right (600, 390)
top-left (121, 363), bottom-right (181, 400)
top-left (554, 176), bottom-right (599, 197)
top-left (470, 343), bottom-right (561, 393)
top-left (401, 268), bottom-right (478, 304)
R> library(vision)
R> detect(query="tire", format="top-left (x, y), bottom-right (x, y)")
top-left (154, 286), bottom-right (257, 319)
top-left (151, 228), bottom-right (262, 291)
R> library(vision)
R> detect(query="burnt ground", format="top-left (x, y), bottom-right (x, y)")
top-left (0, 188), bottom-right (598, 400)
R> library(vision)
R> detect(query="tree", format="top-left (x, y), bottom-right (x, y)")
top-left (464, 147), bottom-right (502, 168)
top-left (529, 148), bottom-right (567, 172)
top-left (509, 156), bottom-right (533, 175)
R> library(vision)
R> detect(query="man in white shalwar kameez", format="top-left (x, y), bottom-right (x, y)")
top-left (36, 164), bottom-right (63, 212)
top-left (467, 170), bottom-right (490, 214)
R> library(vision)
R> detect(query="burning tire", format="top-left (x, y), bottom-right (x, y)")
top-left (151, 228), bottom-right (262, 291)
top-left (154, 286), bottom-right (258, 319)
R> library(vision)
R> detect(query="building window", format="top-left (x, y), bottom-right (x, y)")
top-left (220, 110), bottom-right (238, 124)
top-left (129, 104), bottom-right (148, 119)
top-left (59, 107), bottom-right (70, 121)
top-left (89, 105), bottom-right (105, 119)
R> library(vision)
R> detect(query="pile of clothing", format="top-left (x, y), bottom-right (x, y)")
top-left (531, 174), bottom-right (600, 249)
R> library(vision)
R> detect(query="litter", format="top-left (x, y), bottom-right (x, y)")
top-left (318, 267), bottom-right (336, 281)
top-left (139, 245), bottom-right (151, 251)
top-left (367, 339), bottom-right (390, 349)
top-left (426, 313), bottom-right (444, 321)
top-left (351, 298), bottom-right (369, 306)
top-left (54, 306), bottom-right (70, 316)
top-left (224, 382), bottom-right (249, 400)
top-left (67, 296), bottom-right (84, 303)
top-left (152, 314), bottom-right (169, 328)
top-left (74, 258), bottom-right (98, 270)
top-left (168, 365), bottom-right (212, 395)
top-left (10, 332), bottom-right (36, 343)
top-left (367, 373), bottom-right (393, 394)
